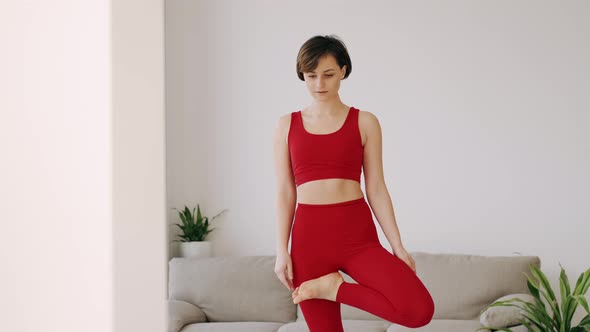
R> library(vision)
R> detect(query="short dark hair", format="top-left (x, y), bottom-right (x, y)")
top-left (296, 34), bottom-right (352, 81)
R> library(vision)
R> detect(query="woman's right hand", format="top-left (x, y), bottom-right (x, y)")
top-left (274, 250), bottom-right (294, 291)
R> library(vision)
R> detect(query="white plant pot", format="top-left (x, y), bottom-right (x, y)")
top-left (178, 241), bottom-right (212, 258)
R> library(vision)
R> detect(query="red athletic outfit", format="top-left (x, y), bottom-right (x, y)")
top-left (288, 106), bottom-right (434, 331)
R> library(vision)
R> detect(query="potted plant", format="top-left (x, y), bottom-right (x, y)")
top-left (477, 263), bottom-right (590, 332)
top-left (171, 204), bottom-right (228, 258)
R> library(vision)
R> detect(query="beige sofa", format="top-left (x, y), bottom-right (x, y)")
top-left (168, 252), bottom-right (540, 332)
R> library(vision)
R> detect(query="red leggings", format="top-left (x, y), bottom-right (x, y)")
top-left (290, 197), bottom-right (435, 331)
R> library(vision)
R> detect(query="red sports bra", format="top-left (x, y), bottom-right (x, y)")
top-left (288, 106), bottom-right (364, 187)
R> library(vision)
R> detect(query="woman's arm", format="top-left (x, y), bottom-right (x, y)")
top-left (360, 111), bottom-right (405, 254)
top-left (273, 114), bottom-right (297, 254)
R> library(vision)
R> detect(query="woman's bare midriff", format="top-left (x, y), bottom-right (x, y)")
top-left (296, 179), bottom-right (365, 204)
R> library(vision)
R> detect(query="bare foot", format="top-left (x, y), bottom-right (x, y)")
top-left (292, 271), bottom-right (344, 304)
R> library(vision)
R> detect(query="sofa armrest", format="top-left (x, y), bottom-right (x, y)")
top-left (168, 299), bottom-right (207, 332)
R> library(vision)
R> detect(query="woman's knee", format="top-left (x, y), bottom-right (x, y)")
top-left (400, 293), bottom-right (435, 328)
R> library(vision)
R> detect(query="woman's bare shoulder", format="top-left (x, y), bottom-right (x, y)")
top-left (274, 112), bottom-right (294, 144)
top-left (358, 108), bottom-right (379, 122)
top-left (357, 109), bottom-right (381, 144)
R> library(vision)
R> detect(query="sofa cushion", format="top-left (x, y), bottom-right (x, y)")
top-left (386, 319), bottom-right (486, 331)
top-left (410, 252), bottom-right (540, 320)
top-left (180, 321), bottom-right (284, 332)
top-left (168, 256), bottom-right (296, 323)
top-left (279, 319), bottom-right (392, 332)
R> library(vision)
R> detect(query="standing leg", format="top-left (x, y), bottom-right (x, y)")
top-left (291, 201), bottom-right (348, 332)
top-left (291, 255), bottom-right (343, 332)
top-left (336, 245), bottom-right (435, 328)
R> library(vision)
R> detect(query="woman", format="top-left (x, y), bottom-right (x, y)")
top-left (272, 35), bottom-right (435, 331)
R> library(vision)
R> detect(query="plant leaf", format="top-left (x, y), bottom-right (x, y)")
top-left (571, 325), bottom-right (590, 332)
top-left (519, 317), bottom-right (536, 332)
top-left (520, 299), bottom-right (556, 331)
top-left (559, 263), bottom-right (572, 331)
top-left (562, 296), bottom-right (577, 332)
top-left (484, 298), bottom-right (549, 331)
top-left (211, 208), bottom-right (229, 221)
top-left (530, 263), bottom-right (562, 327)
top-left (527, 273), bottom-right (542, 300)
top-left (573, 269), bottom-right (590, 296)
top-left (171, 204), bottom-right (224, 243)
top-left (573, 295), bottom-right (590, 315)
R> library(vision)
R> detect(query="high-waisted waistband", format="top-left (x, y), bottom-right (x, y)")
top-left (297, 196), bottom-right (366, 208)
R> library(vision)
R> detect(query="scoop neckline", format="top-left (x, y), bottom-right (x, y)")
top-left (299, 106), bottom-right (353, 136)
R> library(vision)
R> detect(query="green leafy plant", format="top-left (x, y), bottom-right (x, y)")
top-left (477, 263), bottom-right (590, 332)
top-left (171, 204), bottom-right (228, 242)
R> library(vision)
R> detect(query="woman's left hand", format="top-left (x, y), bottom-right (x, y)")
top-left (394, 247), bottom-right (416, 273)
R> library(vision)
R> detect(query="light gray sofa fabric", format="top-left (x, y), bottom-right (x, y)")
top-left (168, 252), bottom-right (540, 332)
top-left (179, 322), bottom-right (285, 332)
top-left (479, 293), bottom-right (537, 328)
top-left (279, 320), bottom-right (391, 331)
top-left (410, 252), bottom-right (540, 320)
top-left (168, 299), bottom-right (207, 332)
top-left (169, 256), bottom-right (296, 323)
top-left (386, 318), bottom-right (488, 331)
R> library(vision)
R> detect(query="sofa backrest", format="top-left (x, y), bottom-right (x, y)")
top-left (168, 255), bottom-right (296, 323)
top-left (169, 252), bottom-right (540, 323)
top-left (404, 252), bottom-right (539, 320)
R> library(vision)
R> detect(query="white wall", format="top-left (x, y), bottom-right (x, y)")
top-left (1, 1), bottom-right (166, 331)
top-left (2, 0), bottom-right (587, 330)
top-left (165, 0), bottom-right (589, 321)
top-left (112, 0), bottom-right (167, 331)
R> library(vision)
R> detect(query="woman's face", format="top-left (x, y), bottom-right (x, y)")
top-left (303, 54), bottom-right (346, 101)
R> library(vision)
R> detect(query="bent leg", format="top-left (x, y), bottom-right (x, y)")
top-left (336, 245), bottom-right (435, 328)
